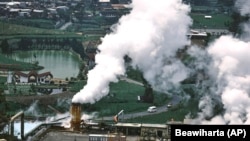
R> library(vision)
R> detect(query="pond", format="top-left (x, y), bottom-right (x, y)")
top-left (11, 50), bottom-right (83, 79)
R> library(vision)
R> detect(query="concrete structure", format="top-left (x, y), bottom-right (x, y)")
top-left (187, 30), bottom-right (208, 47)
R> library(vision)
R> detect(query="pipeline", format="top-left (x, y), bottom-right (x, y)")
top-left (9, 111), bottom-right (24, 140)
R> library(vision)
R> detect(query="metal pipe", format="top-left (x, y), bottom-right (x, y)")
top-left (47, 105), bottom-right (62, 114)
top-left (9, 111), bottom-right (24, 140)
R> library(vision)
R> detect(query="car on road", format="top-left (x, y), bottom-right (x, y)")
top-left (147, 106), bottom-right (157, 113)
top-left (167, 103), bottom-right (172, 108)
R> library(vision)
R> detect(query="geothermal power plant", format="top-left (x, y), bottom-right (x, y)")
top-left (7, 102), bottom-right (178, 141)
top-left (2, 0), bottom-right (250, 140)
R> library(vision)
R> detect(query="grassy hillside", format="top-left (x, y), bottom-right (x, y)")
top-left (190, 13), bottom-right (232, 29)
top-left (0, 21), bottom-right (64, 35)
top-left (0, 21), bottom-right (83, 40)
top-left (83, 81), bottom-right (170, 117)
top-left (0, 54), bottom-right (43, 71)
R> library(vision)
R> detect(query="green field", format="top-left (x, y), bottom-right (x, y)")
top-left (190, 13), bottom-right (232, 29)
top-left (82, 81), bottom-right (170, 117)
top-left (0, 76), bottom-right (6, 91)
top-left (0, 21), bottom-right (63, 35)
top-left (15, 19), bottom-right (56, 29)
top-left (0, 21), bottom-right (83, 41)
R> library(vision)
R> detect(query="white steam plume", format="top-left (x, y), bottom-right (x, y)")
top-left (207, 36), bottom-right (250, 124)
top-left (189, 38), bottom-right (250, 124)
top-left (235, 0), bottom-right (250, 41)
top-left (189, 0), bottom-right (250, 124)
top-left (235, 0), bottom-right (250, 16)
top-left (25, 100), bottom-right (40, 116)
top-left (192, 0), bottom-right (250, 124)
top-left (72, 0), bottom-right (192, 104)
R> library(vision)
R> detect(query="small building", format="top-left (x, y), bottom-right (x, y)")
top-left (204, 15), bottom-right (212, 19)
top-left (114, 122), bottom-right (170, 140)
top-left (140, 123), bottom-right (169, 140)
top-left (31, 9), bottom-right (45, 18)
top-left (100, 10), bottom-right (121, 18)
top-left (187, 30), bottom-right (208, 47)
top-left (47, 8), bottom-right (57, 15)
top-left (56, 6), bottom-right (69, 12)
top-left (10, 71), bottom-right (53, 84)
top-left (8, 8), bottom-right (19, 17)
top-left (98, 0), bottom-right (112, 10)
top-left (115, 123), bottom-right (141, 136)
top-left (118, 0), bottom-right (132, 4)
top-left (111, 4), bottom-right (128, 10)
top-left (6, 2), bottom-right (20, 8)
top-left (85, 41), bottom-right (101, 70)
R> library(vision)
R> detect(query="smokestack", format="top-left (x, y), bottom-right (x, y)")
top-left (70, 103), bottom-right (81, 131)
top-left (10, 111), bottom-right (24, 140)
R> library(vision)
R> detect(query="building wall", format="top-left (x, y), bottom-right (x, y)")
top-left (140, 127), bottom-right (169, 141)
top-left (20, 76), bottom-right (28, 83)
top-left (38, 76), bottom-right (50, 84)
top-left (7, 72), bottom-right (12, 83)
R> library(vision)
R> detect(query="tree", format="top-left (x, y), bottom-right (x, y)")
top-left (18, 38), bottom-right (32, 51)
top-left (0, 88), bottom-right (6, 114)
top-left (111, 0), bottom-right (119, 4)
top-left (0, 39), bottom-right (10, 54)
top-left (77, 63), bottom-right (86, 80)
top-left (229, 11), bottom-right (249, 36)
top-left (140, 74), bottom-right (154, 103)
top-left (218, 0), bottom-right (235, 6)
top-left (0, 87), bottom-right (8, 132)
top-left (192, 0), bottom-right (209, 6)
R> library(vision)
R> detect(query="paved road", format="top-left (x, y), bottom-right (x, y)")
top-left (93, 77), bottom-right (182, 122)
top-left (96, 94), bottom-right (182, 122)
top-left (99, 106), bottom-right (168, 121)
top-left (59, 22), bottom-right (72, 30)
top-left (119, 76), bottom-right (144, 86)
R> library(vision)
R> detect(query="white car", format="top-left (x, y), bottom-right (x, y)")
top-left (147, 106), bottom-right (157, 113)
top-left (167, 103), bottom-right (172, 108)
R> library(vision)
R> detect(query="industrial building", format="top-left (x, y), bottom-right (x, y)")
top-left (0, 103), bottom-right (185, 141)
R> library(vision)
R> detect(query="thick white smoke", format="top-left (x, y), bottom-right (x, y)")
top-left (192, 0), bottom-right (250, 124)
top-left (204, 36), bottom-right (250, 124)
top-left (235, 0), bottom-right (250, 16)
top-left (235, 0), bottom-right (250, 41)
top-left (72, 0), bottom-right (192, 104)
